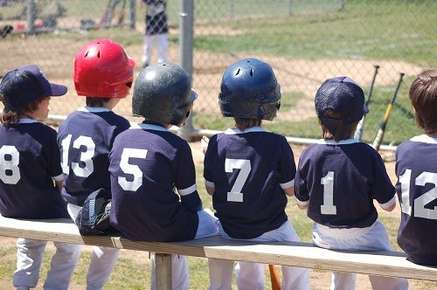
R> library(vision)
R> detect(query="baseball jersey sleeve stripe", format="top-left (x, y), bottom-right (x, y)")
top-left (379, 195), bottom-right (397, 210)
top-left (53, 174), bottom-right (65, 182)
top-left (204, 179), bottom-right (215, 189)
top-left (178, 184), bottom-right (197, 196)
top-left (280, 179), bottom-right (295, 189)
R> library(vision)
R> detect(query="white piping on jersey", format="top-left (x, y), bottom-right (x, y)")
top-left (78, 107), bottom-right (111, 113)
top-left (280, 179), bottom-right (295, 189)
top-left (53, 174), bottom-right (65, 182)
top-left (317, 138), bottom-right (360, 145)
top-left (204, 179), bottom-right (215, 189)
top-left (18, 118), bottom-right (39, 124)
top-left (178, 184), bottom-right (197, 196)
top-left (131, 123), bottom-right (169, 132)
top-left (410, 134), bottom-right (437, 144)
top-left (379, 195), bottom-right (397, 211)
top-left (224, 127), bottom-right (266, 135)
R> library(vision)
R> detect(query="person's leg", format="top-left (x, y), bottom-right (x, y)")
top-left (235, 261), bottom-right (265, 290)
top-left (253, 221), bottom-right (310, 290)
top-left (365, 222), bottom-right (408, 290)
top-left (194, 208), bottom-right (219, 239)
top-left (151, 254), bottom-right (189, 290)
top-left (143, 34), bottom-right (155, 67)
top-left (157, 33), bottom-right (169, 64)
top-left (13, 239), bottom-right (46, 289)
top-left (43, 242), bottom-right (81, 290)
top-left (86, 247), bottom-right (119, 290)
top-left (330, 272), bottom-right (356, 290)
top-left (208, 258), bottom-right (234, 290)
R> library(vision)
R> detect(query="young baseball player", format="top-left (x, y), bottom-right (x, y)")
top-left (0, 65), bottom-right (80, 290)
top-left (396, 70), bottom-right (437, 266)
top-left (204, 58), bottom-right (310, 290)
top-left (57, 39), bottom-right (134, 290)
top-left (142, 0), bottom-right (168, 67)
top-left (109, 63), bottom-right (218, 290)
top-left (294, 76), bottom-right (408, 290)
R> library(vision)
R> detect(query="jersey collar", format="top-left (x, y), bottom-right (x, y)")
top-left (318, 138), bottom-right (360, 145)
top-left (78, 107), bottom-right (111, 113)
top-left (132, 123), bottom-right (169, 132)
top-left (18, 118), bottom-right (39, 124)
top-left (410, 134), bottom-right (437, 144)
top-left (224, 127), bottom-right (266, 135)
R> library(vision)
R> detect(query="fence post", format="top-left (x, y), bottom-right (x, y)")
top-left (26, 0), bottom-right (36, 34)
top-left (229, 0), bottom-right (234, 19)
top-left (288, 0), bottom-right (293, 16)
top-left (128, 0), bottom-right (136, 30)
top-left (339, 0), bottom-right (346, 11)
top-left (178, 0), bottom-right (196, 140)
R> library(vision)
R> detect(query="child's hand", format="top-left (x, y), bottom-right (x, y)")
top-left (201, 136), bottom-right (210, 154)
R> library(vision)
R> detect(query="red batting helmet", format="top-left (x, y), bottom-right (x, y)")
top-left (74, 38), bottom-right (135, 98)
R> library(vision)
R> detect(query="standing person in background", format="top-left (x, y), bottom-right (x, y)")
top-left (142, 0), bottom-right (168, 68)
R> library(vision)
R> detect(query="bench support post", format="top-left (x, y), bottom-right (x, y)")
top-left (155, 253), bottom-right (172, 290)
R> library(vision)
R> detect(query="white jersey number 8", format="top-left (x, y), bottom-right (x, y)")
top-left (225, 158), bottom-right (251, 203)
top-left (0, 145), bottom-right (20, 185)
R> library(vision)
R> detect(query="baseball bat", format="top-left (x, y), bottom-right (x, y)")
top-left (372, 72), bottom-right (405, 151)
top-left (354, 64), bottom-right (380, 141)
top-left (269, 264), bottom-right (281, 290)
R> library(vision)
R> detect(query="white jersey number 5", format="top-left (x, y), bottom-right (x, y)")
top-left (225, 158), bottom-right (251, 202)
top-left (0, 145), bottom-right (20, 185)
top-left (118, 148), bottom-right (148, 192)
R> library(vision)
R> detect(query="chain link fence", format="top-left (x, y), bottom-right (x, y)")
top-left (1, 0), bottom-right (436, 144)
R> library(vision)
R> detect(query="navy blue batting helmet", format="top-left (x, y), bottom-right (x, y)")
top-left (219, 58), bottom-right (281, 120)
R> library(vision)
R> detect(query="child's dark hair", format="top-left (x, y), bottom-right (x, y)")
top-left (320, 110), bottom-right (357, 141)
top-left (86, 97), bottom-right (111, 107)
top-left (409, 70), bottom-right (437, 134)
top-left (234, 118), bottom-right (262, 130)
top-left (0, 95), bottom-right (41, 126)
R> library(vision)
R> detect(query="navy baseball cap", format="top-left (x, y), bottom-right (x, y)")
top-left (0, 65), bottom-right (67, 110)
top-left (315, 76), bottom-right (367, 123)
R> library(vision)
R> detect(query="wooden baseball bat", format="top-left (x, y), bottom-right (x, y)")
top-left (372, 72), bottom-right (405, 151)
top-left (269, 264), bottom-right (281, 290)
top-left (354, 64), bottom-right (380, 141)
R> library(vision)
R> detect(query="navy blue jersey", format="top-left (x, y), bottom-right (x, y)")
top-left (204, 127), bottom-right (294, 239)
top-left (109, 123), bottom-right (201, 242)
top-left (396, 135), bottom-right (437, 266)
top-left (0, 119), bottom-right (67, 218)
top-left (57, 107), bottom-right (130, 206)
top-left (295, 139), bottom-right (396, 228)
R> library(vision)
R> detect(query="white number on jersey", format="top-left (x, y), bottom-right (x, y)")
top-left (118, 148), bottom-right (148, 191)
top-left (400, 169), bottom-right (437, 220)
top-left (321, 171), bottom-right (337, 215)
top-left (61, 135), bottom-right (96, 178)
top-left (225, 158), bottom-right (251, 202)
top-left (0, 145), bottom-right (21, 185)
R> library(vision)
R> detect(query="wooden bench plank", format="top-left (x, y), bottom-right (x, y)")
top-left (0, 217), bottom-right (436, 282)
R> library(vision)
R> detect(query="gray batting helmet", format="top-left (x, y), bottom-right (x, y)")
top-left (132, 63), bottom-right (197, 126)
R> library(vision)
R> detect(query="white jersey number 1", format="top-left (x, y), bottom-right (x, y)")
top-left (321, 171), bottom-right (337, 215)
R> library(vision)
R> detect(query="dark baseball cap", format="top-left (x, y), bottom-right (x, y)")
top-left (315, 76), bottom-right (367, 124)
top-left (0, 65), bottom-right (67, 110)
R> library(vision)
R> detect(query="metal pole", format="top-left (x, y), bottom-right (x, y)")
top-left (27, 0), bottom-right (36, 34)
top-left (128, 0), bottom-right (136, 30)
top-left (288, 0), bottom-right (293, 16)
top-left (178, 0), bottom-right (196, 140)
top-left (229, 0), bottom-right (234, 19)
